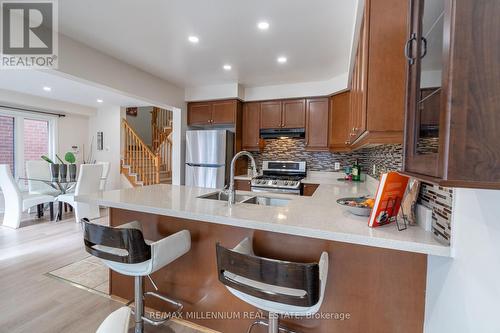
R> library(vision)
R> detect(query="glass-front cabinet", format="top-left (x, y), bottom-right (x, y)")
top-left (403, 0), bottom-right (500, 189)
top-left (404, 0), bottom-right (448, 178)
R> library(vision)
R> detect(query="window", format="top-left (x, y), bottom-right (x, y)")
top-left (0, 108), bottom-right (57, 182)
top-left (0, 115), bottom-right (15, 174)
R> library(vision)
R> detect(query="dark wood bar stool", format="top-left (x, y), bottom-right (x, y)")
top-left (216, 237), bottom-right (329, 333)
top-left (82, 218), bottom-right (191, 333)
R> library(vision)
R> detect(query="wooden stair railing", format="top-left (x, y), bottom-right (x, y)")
top-left (151, 107), bottom-right (173, 179)
top-left (122, 119), bottom-right (160, 185)
top-left (151, 107), bottom-right (173, 151)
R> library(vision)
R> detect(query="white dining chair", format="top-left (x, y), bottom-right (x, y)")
top-left (96, 161), bottom-right (110, 191)
top-left (0, 164), bottom-right (55, 229)
top-left (96, 307), bottom-right (131, 333)
top-left (25, 160), bottom-right (59, 196)
top-left (57, 164), bottom-right (103, 222)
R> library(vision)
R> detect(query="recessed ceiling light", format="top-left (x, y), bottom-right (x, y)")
top-left (97, 99), bottom-right (103, 103)
top-left (257, 21), bottom-right (270, 30)
top-left (43, 86), bottom-right (51, 92)
top-left (188, 35), bottom-right (199, 43)
top-left (277, 56), bottom-right (287, 64)
top-left (223, 64), bottom-right (232, 71)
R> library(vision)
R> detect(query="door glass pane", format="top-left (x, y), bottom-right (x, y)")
top-left (416, 0), bottom-right (444, 154)
top-left (24, 118), bottom-right (49, 165)
top-left (0, 115), bottom-right (15, 175)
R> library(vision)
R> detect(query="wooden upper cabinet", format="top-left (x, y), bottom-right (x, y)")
top-left (365, 0), bottom-right (407, 133)
top-left (346, 0), bottom-right (407, 149)
top-left (329, 92), bottom-right (351, 152)
top-left (403, 0), bottom-right (500, 189)
top-left (212, 100), bottom-right (236, 124)
top-left (188, 102), bottom-right (212, 125)
top-left (282, 99), bottom-right (306, 128)
top-left (187, 99), bottom-right (239, 126)
top-left (305, 98), bottom-right (329, 151)
top-left (260, 101), bottom-right (282, 129)
top-left (242, 102), bottom-right (261, 151)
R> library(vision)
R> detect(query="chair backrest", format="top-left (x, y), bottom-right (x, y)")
top-left (75, 164), bottom-right (103, 195)
top-left (0, 165), bottom-right (22, 228)
top-left (26, 160), bottom-right (53, 194)
top-left (95, 161), bottom-right (110, 191)
top-left (216, 242), bottom-right (322, 307)
top-left (82, 218), bottom-right (151, 264)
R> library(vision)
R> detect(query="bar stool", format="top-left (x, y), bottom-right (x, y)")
top-left (216, 237), bottom-right (328, 333)
top-left (82, 218), bottom-right (191, 333)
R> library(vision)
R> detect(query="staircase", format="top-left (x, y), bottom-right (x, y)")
top-left (121, 107), bottom-right (173, 187)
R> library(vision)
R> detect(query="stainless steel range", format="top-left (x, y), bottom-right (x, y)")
top-left (251, 161), bottom-right (306, 195)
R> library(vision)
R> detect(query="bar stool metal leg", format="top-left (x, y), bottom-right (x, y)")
top-left (268, 313), bottom-right (278, 333)
top-left (134, 276), bottom-right (144, 333)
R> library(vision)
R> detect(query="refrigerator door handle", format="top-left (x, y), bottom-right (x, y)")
top-left (186, 163), bottom-right (224, 168)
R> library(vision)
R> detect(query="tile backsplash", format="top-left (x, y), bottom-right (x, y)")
top-left (251, 138), bottom-right (402, 175)
top-left (250, 138), bottom-right (452, 245)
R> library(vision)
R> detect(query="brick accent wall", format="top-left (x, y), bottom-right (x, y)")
top-left (0, 116), bottom-right (14, 173)
top-left (23, 118), bottom-right (49, 163)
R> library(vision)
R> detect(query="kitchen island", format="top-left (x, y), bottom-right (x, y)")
top-left (78, 177), bottom-right (449, 332)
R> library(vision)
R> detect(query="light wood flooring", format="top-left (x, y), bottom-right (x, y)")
top-left (0, 210), bottom-right (210, 333)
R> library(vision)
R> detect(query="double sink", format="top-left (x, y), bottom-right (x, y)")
top-left (197, 191), bottom-right (291, 207)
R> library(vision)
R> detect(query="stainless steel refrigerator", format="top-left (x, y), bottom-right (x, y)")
top-left (185, 130), bottom-right (234, 188)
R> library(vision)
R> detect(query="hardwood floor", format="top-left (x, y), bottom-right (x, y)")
top-left (0, 211), bottom-right (209, 333)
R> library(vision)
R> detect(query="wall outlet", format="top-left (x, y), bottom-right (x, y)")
top-left (334, 162), bottom-right (340, 170)
top-left (372, 164), bottom-right (376, 175)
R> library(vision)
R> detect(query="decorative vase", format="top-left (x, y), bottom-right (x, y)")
top-left (69, 164), bottom-right (77, 182)
top-left (50, 164), bottom-right (60, 182)
top-left (59, 164), bottom-right (67, 181)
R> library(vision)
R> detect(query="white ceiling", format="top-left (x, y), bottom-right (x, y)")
top-left (58, 0), bottom-right (359, 88)
top-left (0, 70), bottom-right (150, 108)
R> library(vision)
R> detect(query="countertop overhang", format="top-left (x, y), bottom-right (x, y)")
top-left (77, 174), bottom-right (451, 257)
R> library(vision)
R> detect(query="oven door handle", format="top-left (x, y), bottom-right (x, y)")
top-left (250, 187), bottom-right (301, 195)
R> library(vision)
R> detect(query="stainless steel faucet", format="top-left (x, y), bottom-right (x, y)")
top-left (228, 151), bottom-right (257, 205)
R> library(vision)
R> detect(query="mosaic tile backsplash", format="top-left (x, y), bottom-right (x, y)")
top-left (251, 138), bottom-right (453, 245)
top-left (251, 138), bottom-right (402, 175)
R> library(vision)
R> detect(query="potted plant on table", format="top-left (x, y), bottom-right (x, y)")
top-left (41, 155), bottom-right (59, 182)
top-left (56, 154), bottom-right (67, 181)
top-left (65, 152), bottom-right (77, 181)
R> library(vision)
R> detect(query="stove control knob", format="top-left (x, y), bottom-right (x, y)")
top-left (272, 180), bottom-right (278, 185)
top-left (285, 181), bottom-right (290, 185)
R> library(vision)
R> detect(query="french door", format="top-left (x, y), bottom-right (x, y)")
top-left (0, 109), bottom-right (57, 186)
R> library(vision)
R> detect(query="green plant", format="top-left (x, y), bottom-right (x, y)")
top-left (64, 152), bottom-right (76, 164)
top-left (56, 154), bottom-right (65, 164)
top-left (41, 155), bottom-right (54, 164)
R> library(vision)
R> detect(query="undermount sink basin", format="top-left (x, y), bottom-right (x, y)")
top-left (241, 196), bottom-right (291, 207)
top-left (197, 191), bottom-right (253, 203)
top-left (197, 192), bottom-right (290, 207)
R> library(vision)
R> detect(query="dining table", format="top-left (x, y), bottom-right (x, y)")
top-left (19, 177), bottom-right (104, 221)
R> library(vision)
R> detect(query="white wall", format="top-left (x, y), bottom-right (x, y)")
top-left (185, 73), bottom-right (350, 102)
top-left (425, 188), bottom-right (500, 332)
top-left (57, 35), bottom-right (185, 109)
top-left (57, 114), bottom-right (89, 164)
top-left (126, 106), bottom-right (153, 146)
top-left (87, 106), bottom-right (123, 190)
top-left (0, 89), bottom-right (96, 116)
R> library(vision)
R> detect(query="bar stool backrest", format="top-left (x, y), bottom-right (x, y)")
top-left (82, 218), bottom-right (151, 264)
top-left (216, 243), bottom-right (320, 307)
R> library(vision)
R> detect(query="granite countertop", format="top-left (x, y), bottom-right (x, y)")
top-left (77, 173), bottom-right (450, 257)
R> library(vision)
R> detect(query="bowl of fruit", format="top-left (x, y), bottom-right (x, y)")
top-left (336, 196), bottom-right (375, 216)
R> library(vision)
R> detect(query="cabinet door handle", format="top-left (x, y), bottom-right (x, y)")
top-left (345, 140), bottom-right (351, 145)
top-left (420, 37), bottom-right (427, 59)
top-left (404, 33), bottom-right (417, 65)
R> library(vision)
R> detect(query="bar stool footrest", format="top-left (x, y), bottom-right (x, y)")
top-left (246, 318), bottom-right (301, 333)
top-left (126, 291), bottom-right (184, 326)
